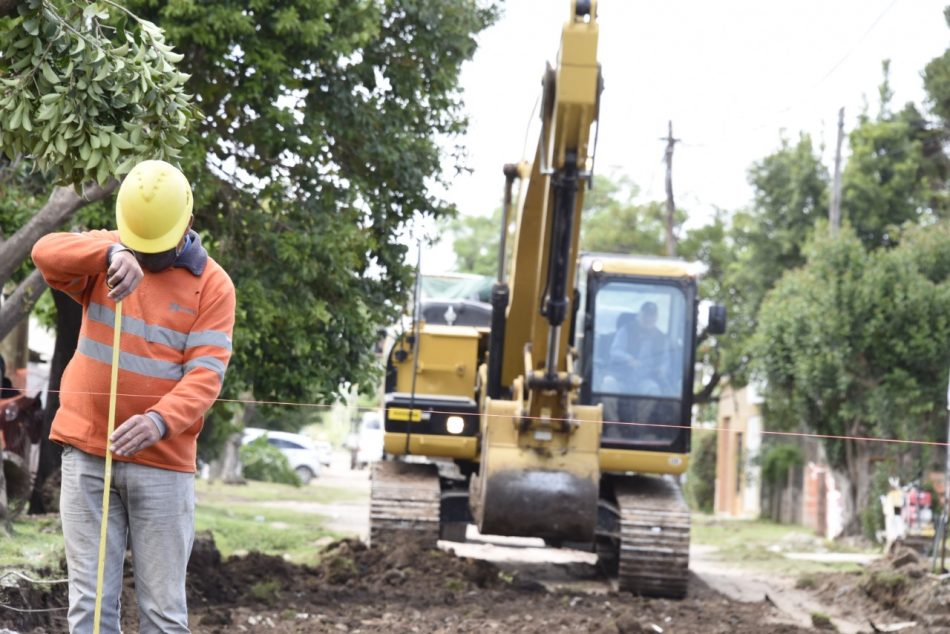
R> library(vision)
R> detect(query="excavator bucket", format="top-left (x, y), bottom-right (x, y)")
top-left (471, 399), bottom-right (602, 542)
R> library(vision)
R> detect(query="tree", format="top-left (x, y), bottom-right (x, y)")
top-left (721, 133), bottom-right (829, 385)
top-left (679, 212), bottom-right (732, 403)
top-left (580, 175), bottom-right (677, 256)
top-left (923, 7), bottom-right (950, 128)
top-left (449, 207), bottom-right (505, 278)
top-left (842, 62), bottom-right (950, 248)
top-left (755, 224), bottom-right (950, 532)
top-left (112, 2), bottom-right (499, 454)
top-left (449, 174), bottom-right (679, 278)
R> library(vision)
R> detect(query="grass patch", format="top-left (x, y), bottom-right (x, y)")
top-left (795, 573), bottom-right (819, 590)
top-left (194, 501), bottom-right (338, 564)
top-left (323, 554), bottom-right (357, 584)
top-left (249, 579), bottom-right (281, 605)
top-left (693, 515), bottom-right (819, 551)
top-left (194, 479), bottom-right (366, 564)
top-left (196, 479), bottom-right (365, 505)
top-left (691, 515), bottom-right (869, 576)
top-left (0, 514), bottom-right (64, 570)
top-left (810, 611), bottom-right (836, 631)
top-left (1, 480), bottom-right (356, 575)
top-left (863, 570), bottom-right (906, 593)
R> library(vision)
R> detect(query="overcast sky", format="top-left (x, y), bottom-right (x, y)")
top-left (415, 0), bottom-right (950, 273)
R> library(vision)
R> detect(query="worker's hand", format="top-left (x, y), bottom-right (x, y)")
top-left (111, 414), bottom-right (162, 456)
top-left (107, 250), bottom-right (143, 301)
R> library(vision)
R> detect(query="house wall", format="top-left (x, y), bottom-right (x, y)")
top-left (715, 384), bottom-right (763, 518)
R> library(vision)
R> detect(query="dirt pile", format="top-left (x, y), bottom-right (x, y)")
top-left (814, 545), bottom-right (950, 633)
top-left (864, 547), bottom-right (950, 625)
top-left (2, 533), bottom-right (815, 633)
top-left (183, 534), bottom-right (810, 634)
top-left (0, 566), bottom-right (69, 633)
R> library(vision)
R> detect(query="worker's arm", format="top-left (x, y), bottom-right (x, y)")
top-left (608, 327), bottom-right (637, 367)
top-left (31, 230), bottom-right (142, 302)
top-left (145, 272), bottom-right (236, 439)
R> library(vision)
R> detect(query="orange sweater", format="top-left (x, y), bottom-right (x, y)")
top-left (32, 230), bottom-right (235, 473)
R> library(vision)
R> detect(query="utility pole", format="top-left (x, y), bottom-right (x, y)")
top-left (829, 107), bottom-right (845, 234)
top-left (661, 120), bottom-right (680, 257)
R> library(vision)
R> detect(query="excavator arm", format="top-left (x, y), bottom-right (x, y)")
top-left (498, 0), bottom-right (600, 396)
top-left (473, 0), bottom-right (604, 541)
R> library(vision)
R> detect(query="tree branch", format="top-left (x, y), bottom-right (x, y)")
top-left (693, 370), bottom-right (722, 405)
top-left (0, 179), bottom-right (117, 286)
top-left (0, 269), bottom-right (47, 342)
top-left (696, 327), bottom-right (709, 347)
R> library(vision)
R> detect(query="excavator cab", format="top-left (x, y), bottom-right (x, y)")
top-left (575, 255), bottom-right (700, 456)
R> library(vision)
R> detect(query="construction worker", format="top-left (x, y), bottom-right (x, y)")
top-left (31, 160), bottom-right (236, 633)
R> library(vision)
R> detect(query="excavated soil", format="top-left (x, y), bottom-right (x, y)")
top-left (811, 545), bottom-right (950, 633)
top-left (1, 532), bottom-right (813, 633)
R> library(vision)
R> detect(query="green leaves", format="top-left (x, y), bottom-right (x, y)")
top-left (0, 0), bottom-right (196, 186)
top-left (116, 0), bottom-right (498, 413)
top-left (755, 224), bottom-right (950, 457)
top-left (21, 18), bottom-right (39, 36)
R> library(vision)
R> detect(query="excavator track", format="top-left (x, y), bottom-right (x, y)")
top-left (369, 461), bottom-right (441, 546)
top-left (614, 475), bottom-right (691, 598)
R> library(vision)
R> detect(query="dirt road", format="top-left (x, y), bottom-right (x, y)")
top-left (3, 459), bottom-right (944, 633)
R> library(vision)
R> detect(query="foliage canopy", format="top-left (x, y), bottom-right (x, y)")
top-left (120, 0), bottom-right (499, 416)
top-left (0, 0), bottom-right (194, 184)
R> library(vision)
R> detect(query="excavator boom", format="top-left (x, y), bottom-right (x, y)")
top-left (472, 0), bottom-right (603, 542)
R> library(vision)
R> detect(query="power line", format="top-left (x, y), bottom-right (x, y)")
top-left (757, 0), bottom-right (902, 126)
top-left (810, 0), bottom-right (902, 93)
top-left (689, 0), bottom-right (904, 145)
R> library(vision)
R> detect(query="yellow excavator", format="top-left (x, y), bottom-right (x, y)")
top-left (371, 0), bottom-right (726, 598)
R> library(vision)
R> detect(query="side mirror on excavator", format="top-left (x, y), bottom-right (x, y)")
top-left (707, 304), bottom-right (727, 335)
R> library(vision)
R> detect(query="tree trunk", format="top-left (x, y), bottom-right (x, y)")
top-left (843, 437), bottom-right (873, 535)
top-left (0, 269), bottom-right (47, 342)
top-left (0, 180), bottom-right (116, 291)
top-left (219, 433), bottom-right (245, 485)
top-left (28, 290), bottom-right (82, 514)
top-left (219, 402), bottom-right (256, 485)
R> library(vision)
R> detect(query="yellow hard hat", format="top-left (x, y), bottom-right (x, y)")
top-left (116, 160), bottom-right (193, 253)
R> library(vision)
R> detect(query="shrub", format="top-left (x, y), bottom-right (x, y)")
top-left (759, 443), bottom-right (804, 487)
top-left (861, 464), bottom-right (894, 542)
top-left (685, 430), bottom-right (717, 512)
top-left (240, 436), bottom-right (301, 486)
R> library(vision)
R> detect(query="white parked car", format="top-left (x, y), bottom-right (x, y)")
top-left (313, 440), bottom-right (333, 468)
top-left (355, 411), bottom-right (384, 468)
top-left (242, 428), bottom-right (322, 484)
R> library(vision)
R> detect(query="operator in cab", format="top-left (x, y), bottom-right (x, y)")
top-left (603, 302), bottom-right (672, 396)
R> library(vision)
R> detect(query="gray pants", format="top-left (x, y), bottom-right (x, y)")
top-left (60, 445), bottom-right (195, 633)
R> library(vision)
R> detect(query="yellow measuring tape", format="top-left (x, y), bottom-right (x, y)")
top-left (92, 300), bottom-right (122, 634)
